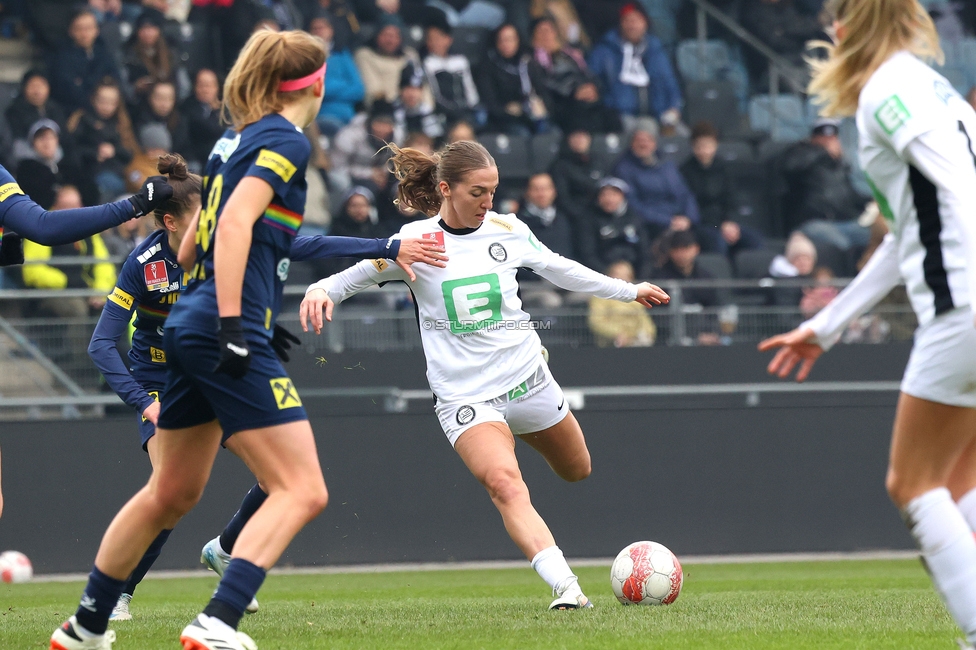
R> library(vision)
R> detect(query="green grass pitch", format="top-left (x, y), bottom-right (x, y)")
top-left (1, 559), bottom-right (960, 649)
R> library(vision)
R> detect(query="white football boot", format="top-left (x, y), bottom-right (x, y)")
top-left (548, 577), bottom-right (594, 610)
top-left (200, 537), bottom-right (259, 614)
top-left (49, 616), bottom-right (116, 650)
top-left (180, 614), bottom-right (257, 650)
top-left (109, 594), bottom-right (132, 621)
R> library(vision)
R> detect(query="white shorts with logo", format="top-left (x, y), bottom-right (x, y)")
top-left (434, 363), bottom-right (570, 446)
top-left (901, 307), bottom-right (976, 408)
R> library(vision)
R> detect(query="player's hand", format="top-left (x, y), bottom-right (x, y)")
top-left (214, 316), bottom-right (251, 378)
top-left (0, 232), bottom-right (24, 266)
top-left (271, 323), bottom-right (301, 362)
top-left (129, 175), bottom-right (174, 217)
top-left (142, 400), bottom-right (161, 425)
top-left (758, 327), bottom-right (823, 382)
top-left (395, 237), bottom-right (448, 281)
top-left (300, 288), bottom-right (334, 335)
top-left (635, 282), bottom-right (669, 308)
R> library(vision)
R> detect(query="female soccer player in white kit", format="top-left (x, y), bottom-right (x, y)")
top-left (759, 0), bottom-right (976, 645)
top-left (302, 140), bottom-right (670, 609)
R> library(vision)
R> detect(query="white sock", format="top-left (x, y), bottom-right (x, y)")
top-left (71, 618), bottom-right (98, 640)
top-left (202, 613), bottom-right (237, 636)
top-left (530, 546), bottom-right (578, 595)
top-left (956, 487), bottom-right (976, 532)
top-left (215, 538), bottom-right (232, 558)
top-left (905, 488), bottom-right (976, 643)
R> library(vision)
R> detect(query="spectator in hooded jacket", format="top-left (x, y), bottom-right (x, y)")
top-left (393, 63), bottom-right (446, 142)
top-left (613, 117), bottom-right (700, 239)
top-left (327, 186), bottom-right (392, 272)
top-left (49, 9), bottom-right (121, 113)
top-left (477, 23), bottom-right (553, 135)
top-left (587, 3), bottom-right (683, 130)
top-left (16, 120), bottom-right (91, 209)
top-left (548, 128), bottom-right (603, 228)
top-left (516, 173), bottom-right (574, 260)
top-left (181, 68), bottom-right (224, 171)
top-left (422, 16), bottom-right (482, 126)
top-left (5, 71), bottom-right (67, 144)
top-left (355, 15), bottom-right (422, 107)
top-left (577, 177), bottom-right (649, 274)
top-left (310, 11), bottom-right (366, 136)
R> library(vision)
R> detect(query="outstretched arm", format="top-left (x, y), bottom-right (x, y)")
top-left (301, 259), bottom-right (409, 334)
top-left (534, 254), bottom-right (669, 307)
top-left (290, 235), bottom-right (447, 281)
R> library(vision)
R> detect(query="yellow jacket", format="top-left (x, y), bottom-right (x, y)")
top-left (588, 296), bottom-right (657, 347)
top-left (22, 234), bottom-right (117, 291)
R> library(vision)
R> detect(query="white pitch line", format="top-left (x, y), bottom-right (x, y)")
top-left (28, 550), bottom-right (919, 583)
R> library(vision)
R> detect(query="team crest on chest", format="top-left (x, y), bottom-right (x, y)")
top-left (488, 242), bottom-right (507, 262)
top-left (144, 261), bottom-right (168, 291)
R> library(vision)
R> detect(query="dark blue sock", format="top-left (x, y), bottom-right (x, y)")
top-left (202, 559), bottom-right (266, 629)
top-left (219, 484), bottom-right (267, 554)
top-left (75, 566), bottom-right (126, 635)
top-left (123, 529), bottom-right (172, 596)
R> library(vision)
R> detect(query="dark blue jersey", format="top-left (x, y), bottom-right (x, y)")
top-left (167, 114), bottom-right (311, 337)
top-left (0, 163), bottom-right (137, 246)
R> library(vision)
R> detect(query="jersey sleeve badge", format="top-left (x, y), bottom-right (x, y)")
top-left (422, 231), bottom-right (445, 247)
top-left (144, 260), bottom-right (169, 291)
top-left (0, 183), bottom-right (24, 202)
top-left (255, 149), bottom-right (297, 182)
top-left (874, 94), bottom-right (911, 136)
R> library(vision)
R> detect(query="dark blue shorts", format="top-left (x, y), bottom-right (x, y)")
top-left (136, 383), bottom-right (164, 451)
top-left (157, 327), bottom-right (307, 442)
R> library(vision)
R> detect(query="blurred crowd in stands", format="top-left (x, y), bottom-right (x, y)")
top-left (0, 0), bottom-right (972, 344)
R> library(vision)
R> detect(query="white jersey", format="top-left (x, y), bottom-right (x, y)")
top-left (309, 212), bottom-right (638, 402)
top-left (805, 51), bottom-right (976, 347)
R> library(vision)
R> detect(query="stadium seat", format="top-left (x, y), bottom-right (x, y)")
top-left (677, 39), bottom-right (732, 82)
top-left (696, 252), bottom-right (732, 279)
top-left (716, 140), bottom-right (754, 164)
top-left (658, 135), bottom-right (691, 165)
top-left (481, 133), bottom-right (531, 180)
top-left (757, 139), bottom-right (793, 162)
top-left (450, 27), bottom-right (490, 67)
top-left (749, 94), bottom-right (809, 142)
top-left (734, 248), bottom-right (777, 279)
top-left (530, 131), bottom-right (563, 174)
top-left (684, 81), bottom-right (741, 137)
top-left (591, 132), bottom-right (627, 175)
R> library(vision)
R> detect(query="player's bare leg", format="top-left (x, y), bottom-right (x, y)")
top-left (947, 437), bottom-right (976, 503)
top-left (518, 412), bottom-right (591, 483)
top-left (887, 393), bottom-right (976, 645)
top-left (454, 423), bottom-right (591, 609)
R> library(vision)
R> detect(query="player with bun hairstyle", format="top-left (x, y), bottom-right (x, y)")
top-left (49, 30), bottom-right (441, 650)
top-left (302, 140), bottom-right (670, 610)
top-left (759, 0), bottom-right (976, 645)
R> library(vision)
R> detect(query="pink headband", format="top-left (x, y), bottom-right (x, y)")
top-left (278, 63), bottom-right (327, 92)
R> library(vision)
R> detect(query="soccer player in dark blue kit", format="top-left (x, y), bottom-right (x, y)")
top-left (50, 29), bottom-right (445, 650)
top-left (87, 153), bottom-right (444, 622)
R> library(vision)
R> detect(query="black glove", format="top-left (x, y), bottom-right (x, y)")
top-left (271, 324), bottom-right (301, 362)
top-left (128, 175), bottom-right (174, 217)
top-left (214, 317), bottom-right (251, 378)
top-left (0, 232), bottom-right (24, 266)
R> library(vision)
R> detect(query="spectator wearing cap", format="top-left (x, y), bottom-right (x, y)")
top-left (549, 128), bottom-right (603, 229)
top-left (652, 229), bottom-right (720, 307)
top-left (134, 81), bottom-right (190, 158)
top-left (779, 118), bottom-right (870, 252)
top-left (517, 173), bottom-right (575, 260)
top-left (769, 230), bottom-right (817, 308)
top-left (122, 9), bottom-right (177, 105)
top-left (422, 16), bottom-right (483, 126)
top-left (126, 122), bottom-right (174, 192)
top-left (393, 63), bottom-right (445, 141)
top-left (309, 11), bottom-right (365, 136)
top-left (613, 117), bottom-right (700, 240)
top-left (531, 15), bottom-right (621, 133)
top-left (181, 68), bottom-right (224, 171)
top-left (588, 3), bottom-right (683, 132)
top-left (476, 22), bottom-right (553, 135)
top-left (5, 71), bottom-right (67, 145)
top-left (680, 121), bottom-right (764, 257)
top-left (332, 100), bottom-right (399, 192)
top-left (355, 15), bottom-right (422, 107)
top-left (327, 186), bottom-right (392, 271)
top-left (577, 177), bottom-right (649, 275)
top-left (49, 9), bottom-right (121, 114)
top-left (16, 120), bottom-right (91, 209)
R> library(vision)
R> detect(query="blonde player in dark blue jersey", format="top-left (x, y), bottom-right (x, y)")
top-left (51, 30), bottom-right (345, 650)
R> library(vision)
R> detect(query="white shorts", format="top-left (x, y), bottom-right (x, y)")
top-left (434, 363), bottom-right (570, 446)
top-left (901, 307), bottom-right (976, 408)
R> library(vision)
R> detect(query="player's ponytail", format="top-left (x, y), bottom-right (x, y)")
top-left (388, 140), bottom-right (496, 217)
top-left (153, 153), bottom-right (202, 228)
top-left (223, 29), bottom-right (327, 131)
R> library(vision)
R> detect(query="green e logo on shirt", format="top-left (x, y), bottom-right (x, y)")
top-left (442, 274), bottom-right (502, 333)
top-left (875, 94), bottom-right (911, 135)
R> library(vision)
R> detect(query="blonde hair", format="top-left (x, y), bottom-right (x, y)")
top-left (808, 0), bottom-right (942, 117)
top-left (388, 141), bottom-right (496, 217)
top-left (223, 29), bottom-right (327, 131)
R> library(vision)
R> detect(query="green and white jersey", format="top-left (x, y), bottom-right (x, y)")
top-left (857, 50), bottom-right (976, 326)
top-left (310, 211), bottom-right (637, 402)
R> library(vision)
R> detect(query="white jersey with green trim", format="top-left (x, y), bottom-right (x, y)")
top-left (309, 211), bottom-right (638, 403)
top-left (856, 50), bottom-right (976, 327)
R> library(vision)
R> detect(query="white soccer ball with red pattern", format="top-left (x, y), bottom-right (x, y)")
top-left (610, 541), bottom-right (682, 606)
top-left (0, 550), bottom-right (33, 583)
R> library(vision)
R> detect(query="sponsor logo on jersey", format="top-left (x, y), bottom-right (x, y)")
top-left (144, 260), bottom-right (169, 291)
top-left (211, 133), bottom-right (241, 162)
top-left (277, 257), bottom-right (291, 282)
top-left (488, 242), bottom-right (507, 262)
top-left (108, 286), bottom-right (134, 310)
top-left (372, 259), bottom-right (389, 272)
top-left (0, 182), bottom-right (24, 202)
top-left (456, 405), bottom-right (476, 425)
top-left (159, 281), bottom-right (181, 294)
top-left (441, 273), bottom-right (503, 334)
top-left (149, 347), bottom-right (166, 363)
top-left (489, 217), bottom-right (513, 232)
top-left (256, 149), bottom-right (297, 182)
top-left (507, 381), bottom-right (528, 401)
top-left (934, 79), bottom-right (957, 105)
top-left (874, 94), bottom-right (910, 135)
top-left (137, 243), bottom-right (162, 264)
top-left (422, 231), bottom-right (446, 247)
top-left (270, 377), bottom-right (303, 409)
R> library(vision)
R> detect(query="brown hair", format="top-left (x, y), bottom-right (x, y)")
top-left (222, 29), bottom-right (327, 131)
top-left (690, 121), bottom-right (719, 141)
top-left (808, 0), bottom-right (941, 117)
top-left (388, 140), bottom-right (496, 217)
top-left (153, 153), bottom-right (202, 228)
